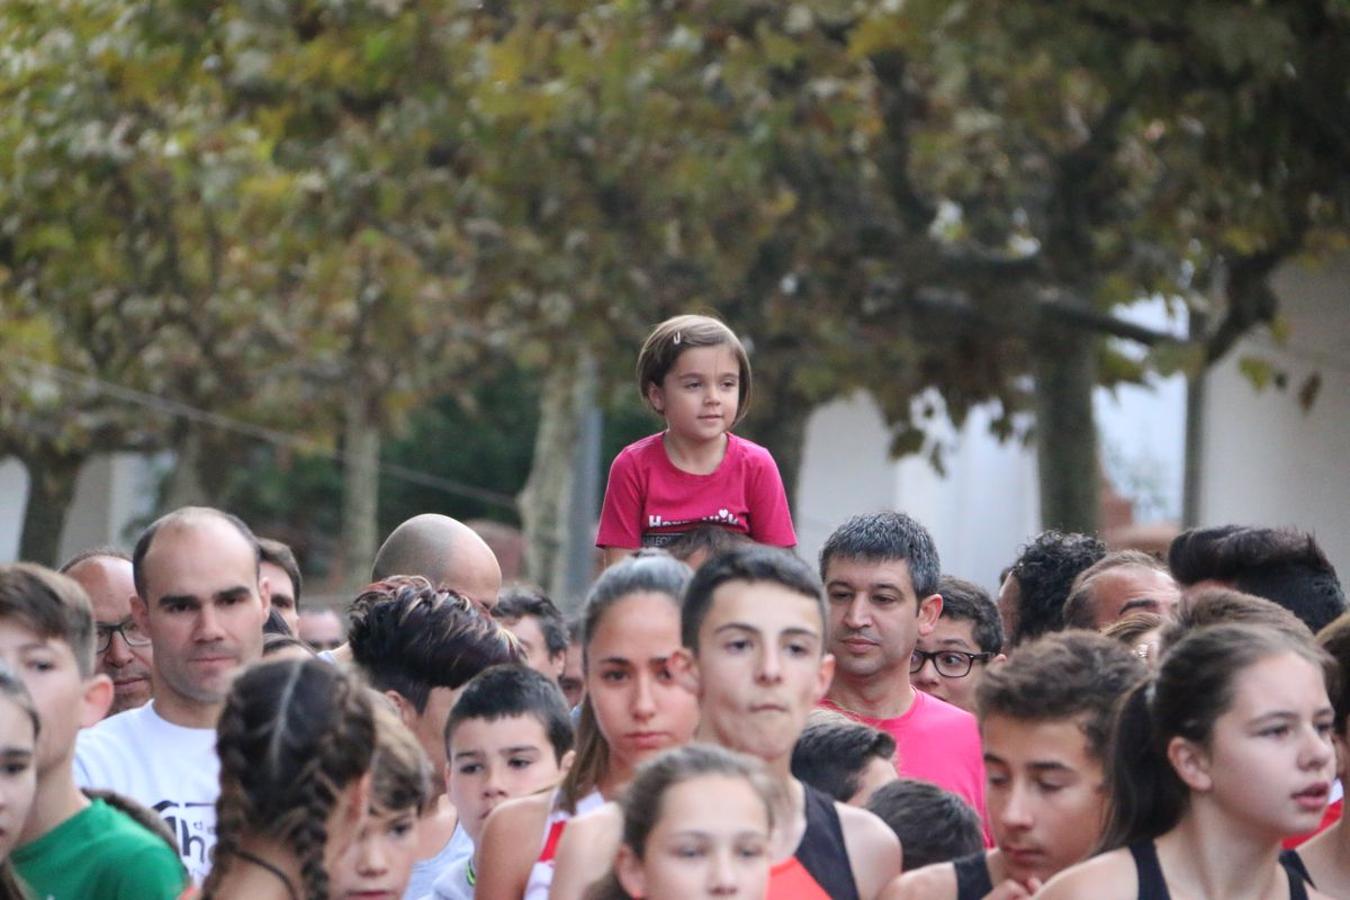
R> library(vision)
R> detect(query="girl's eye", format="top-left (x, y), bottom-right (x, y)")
top-left (1261, 726), bottom-right (1291, 738)
top-left (601, 669), bottom-right (629, 683)
top-left (737, 843), bottom-right (766, 860)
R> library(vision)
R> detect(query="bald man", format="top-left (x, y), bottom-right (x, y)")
top-left (371, 514), bottom-right (503, 609)
top-left (60, 549), bottom-right (154, 716)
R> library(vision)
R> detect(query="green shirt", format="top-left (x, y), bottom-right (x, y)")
top-left (12, 797), bottom-right (187, 900)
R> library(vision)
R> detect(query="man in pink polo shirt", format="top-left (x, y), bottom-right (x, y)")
top-left (819, 511), bottom-right (989, 839)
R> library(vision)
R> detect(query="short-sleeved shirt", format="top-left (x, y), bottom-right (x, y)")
top-left (75, 702), bottom-right (220, 883)
top-left (13, 797), bottom-right (187, 899)
top-left (823, 690), bottom-right (990, 841)
top-left (595, 432), bottom-right (796, 549)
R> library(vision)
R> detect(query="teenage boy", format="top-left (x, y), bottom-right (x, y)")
top-left (867, 780), bottom-right (985, 872)
top-left (348, 577), bottom-right (524, 900)
top-left (491, 586), bottom-right (568, 686)
top-left (431, 665), bottom-right (575, 900)
top-left (549, 546), bottom-right (900, 900)
top-left (0, 563), bottom-right (186, 898)
top-left (59, 549), bottom-right (154, 717)
top-left (820, 513), bottom-right (988, 822)
top-left (911, 576), bottom-right (1006, 714)
top-left (883, 630), bottom-right (1146, 899)
top-left (75, 506), bottom-right (271, 883)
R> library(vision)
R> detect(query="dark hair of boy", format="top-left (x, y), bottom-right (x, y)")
top-left (258, 538), bottom-right (303, 608)
top-left (818, 511), bottom-right (940, 598)
top-left (131, 507), bottom-right (260, 599)
top-left (1317, 613), bottom-right (1350, 733)
top-left (1004, 531), bottom-right (1107, 645)
top-left (1168, 524), bottom-right (1346, 634)
top-left (57, 547), bottom-right (131, 573)
top-left (493, 586), bottom-right (568, 657)
top-left (663, 525), bottom-right (753, 566)
top-left (790, 715), bottom-right (896, 803)
top-left (263, 606), bottom-right (293, 637)
top-left (976, 630), bottom-right (1147, 763)
top-left (349, 577), bottom-right (523, 712)
top-left (636, 314), bottom-right (752, 423)
top-left (0, 563), bottom-right (97, 676)
top-left (936, 575), bottom-right (1004, 654)
top-left (866, 779), bottom-right (984, 871)
top-left (445, 665), bottom-right (574, 763)
top-left (1156, 586), bottom-right (1311, 657)
top-left (681, 545), bottom-right (824, 651)
top-left (1062, 550), bottom-right (1171, 630)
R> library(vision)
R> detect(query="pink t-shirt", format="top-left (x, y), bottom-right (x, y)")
top-left (822, 690), bottom-right (992, 843)
top-left (595, 432), bottom-right (797, 549)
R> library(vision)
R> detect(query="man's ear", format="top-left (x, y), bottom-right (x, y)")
top-left (549, 650), bottom-right (566, 681)
top-left (385, 690), bottom-right (417, 730)
top-left (80, 674), bottom-right (115, 728)
top-left (667, 647), bottom-right (700, 695)
top-left (916, 593), bottom-right (943, 636)
top-left (130, 594), bottom-right (151, 634)
top-left (1167, 735), bottom-right (1213, 792)
top-left (614, 843), bottom-right (647, 899)
top-left (257, 573), bottom-right (272, 614)
top-left (991, 652), bottom-right (1008, 666)
top-left (813, 653), bottom-right (836, 704)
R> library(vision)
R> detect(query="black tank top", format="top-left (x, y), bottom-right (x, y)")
top-left (953, 851), bottom-right (994, 900)
top-left (1280, 849), bottom-right (1315, 889)
top-left (1129, 840), bottom-right (1310, 900)
top-left (795, 784), bottom-right (860, 900)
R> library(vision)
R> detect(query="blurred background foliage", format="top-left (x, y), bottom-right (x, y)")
top-left (2, 0), bottom-right (1346, 592)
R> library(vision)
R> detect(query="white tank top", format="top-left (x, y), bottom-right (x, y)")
top-left (523, 788), bottom-right (606, 900)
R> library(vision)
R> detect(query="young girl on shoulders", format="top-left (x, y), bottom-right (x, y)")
top-left (596, 314), bottom-right (796, 566)
top-left (474, 554), bottom-right (700, 899)
top-left (1039, 623), bottom-right (1339, 900)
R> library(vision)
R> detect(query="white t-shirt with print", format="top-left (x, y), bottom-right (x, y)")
top-left (74, 702), bottom-right (220, 884)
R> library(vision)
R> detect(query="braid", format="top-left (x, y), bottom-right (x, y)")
top-left (207, 659), bottom-right (376, 899)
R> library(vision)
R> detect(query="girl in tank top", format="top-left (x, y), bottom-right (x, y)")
top-left (1040, 624), bottom-right (1337, 900)
top-left (474, 554), bottom-right (700, 900)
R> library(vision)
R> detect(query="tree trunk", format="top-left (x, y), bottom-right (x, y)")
top-left (741, 392), bottom-right (809, 511)
top-left (163, 426), bottom-right (211, 510)
top-left (519, 351), bottom-right (591, 599)
top-left (341, 393), bottom-right (381, 592)
top-left (1034, 327), bottom-right (1101, 535)
top-left (18, 450), bottom-right (84, 566)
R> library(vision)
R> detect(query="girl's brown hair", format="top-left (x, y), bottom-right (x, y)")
top-left (204, 658), bottom-right (376, 900)
top-left (557, 552), bottom-right (691, 812)
top-left (636, 314), bottom-right (751, 423)
top-left (369, 700), bottom-right (432, 816)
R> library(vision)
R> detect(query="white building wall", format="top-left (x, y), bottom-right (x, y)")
top-left (1197, 256), bottom-right (1350, 581)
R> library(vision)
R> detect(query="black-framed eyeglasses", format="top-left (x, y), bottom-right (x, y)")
top-left (95, 619), bottom-right (152, 653)
top-left (910, 648), bottom-right (992, 678)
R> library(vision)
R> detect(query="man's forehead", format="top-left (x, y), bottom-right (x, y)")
top-left (141, 521), bottom-right (257, 595)
top-left (824, 556), bottom-right (914, 587)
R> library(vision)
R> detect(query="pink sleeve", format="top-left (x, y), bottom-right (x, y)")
top-left (595, 448), bottom-right (644, 549)
top-left (745, 445), bottom-right (797, 547)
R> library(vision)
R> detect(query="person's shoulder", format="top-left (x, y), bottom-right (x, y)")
top-left (836, 801), bottom-right (902, 897)
top-left (1037, 848), bottom-right (1135, 899)
top-left (726, 433), bottom-right (776, 463)
top-left (84, 801), bottom-right (187, 895)
top-left (618, 432), bottom-right (666, 460)
top-left (914, 690), bottom-right (979, 729)
top-left (84, 703), bottom-right (154, 740)
top-left (880, 860), bottom-right (958, 900)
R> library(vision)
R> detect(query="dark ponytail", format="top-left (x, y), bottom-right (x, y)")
top-left (1099, 623), bottom-right (1336, 852)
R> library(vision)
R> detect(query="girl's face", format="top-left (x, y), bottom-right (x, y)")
top-left (617, 774), bottom-right (771, 900)
top-left (328, 804), bottom-right (421, 900)
top-left (647, 345), bottom-right (741, 445)
top-left (1183, 651), bottom-right (1336, 839)
top-left (586, 593), bottom-right (700, 777)
top-left (0, 696), bottom-right (35, 861)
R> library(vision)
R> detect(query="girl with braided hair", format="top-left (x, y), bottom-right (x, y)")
top-left (201, 658), bottom-right (376, 900)
top-left (0, 664), bottom-right (38, 900)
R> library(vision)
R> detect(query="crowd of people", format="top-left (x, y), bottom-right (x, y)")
top-left (0, 312), bottom-right (1343, 899)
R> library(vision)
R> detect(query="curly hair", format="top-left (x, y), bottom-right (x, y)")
top-left (204, 659), bottom-right (376, 900)
top-left (1005, 531), bottom-right (1106, 646)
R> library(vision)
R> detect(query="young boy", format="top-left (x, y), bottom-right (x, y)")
top-left (0, 563), bottom-right (186, 899)
top-left (884, 630), bottom-right (1145, 899)
top-left (791, 711), bottom-right (899, 805)
top-left (911, 576), bottom-right (1006, 714)
top-left (431, 665), bottom-right (574, 900)
top-left (867, 779), bottom-right (985, 872)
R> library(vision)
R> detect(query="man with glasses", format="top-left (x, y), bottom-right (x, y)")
top-left (819, 512), bottom-right (990, 837)
top-left (911, 576), bottom-right (1006, 714)
top-left (60, 548), bottom-right (154, 716)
